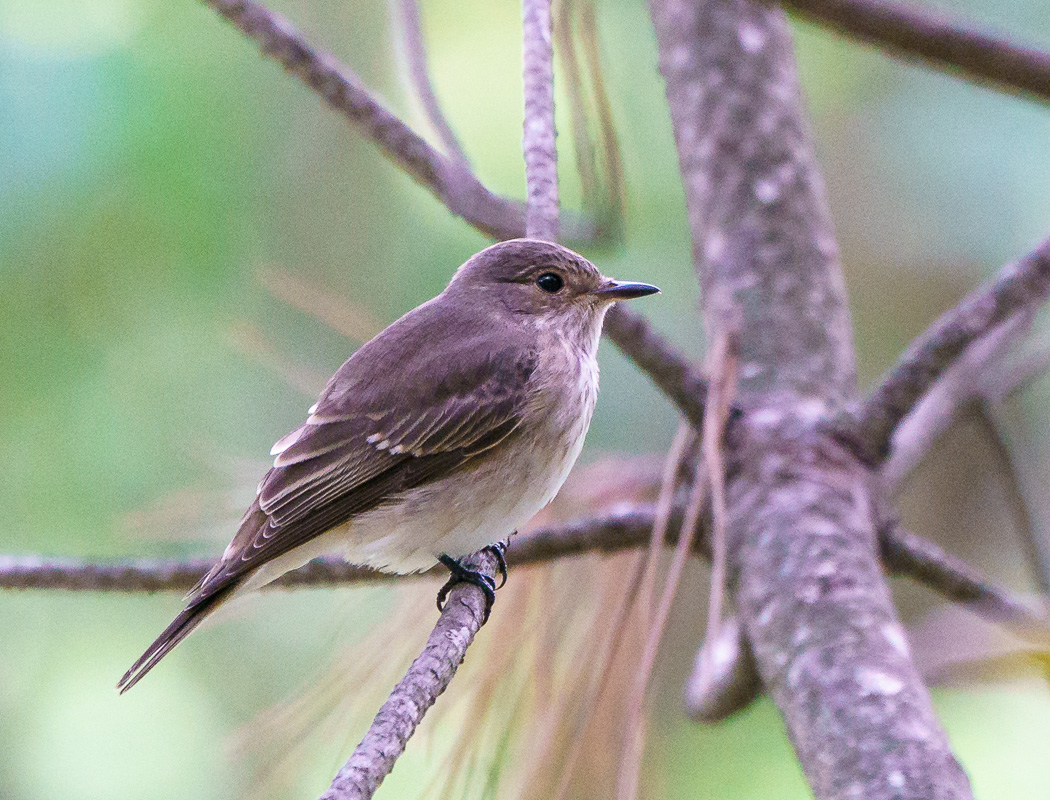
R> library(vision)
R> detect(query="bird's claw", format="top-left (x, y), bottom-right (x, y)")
top-left (436, 541), bottom-right (510, 623)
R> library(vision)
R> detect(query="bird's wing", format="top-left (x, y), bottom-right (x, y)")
top-left (199, 309), bottom-right (538, 598)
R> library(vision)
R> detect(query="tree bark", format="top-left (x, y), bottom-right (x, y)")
top-left (647, 1), bottom-right (973, 797)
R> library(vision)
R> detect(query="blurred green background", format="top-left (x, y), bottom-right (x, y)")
top-left (2, 0), bottom-right (1050, 797)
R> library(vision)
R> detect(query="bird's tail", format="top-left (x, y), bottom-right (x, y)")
top-left (117, 584), bottom-right (236, 693)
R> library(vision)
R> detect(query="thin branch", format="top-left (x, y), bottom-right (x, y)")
top-left (602, 305), bottom-right (709, 430)
top-left (393, 0), bottom-right (471, 168)
top-left (201, 0), bottom-right (591, 241)
top-left (879, 523), bottom-right (1047, 637)
top-left (880, 311), bottom-right (1035, 490)
top-left (2, 504), bottom-right (1044, 631)
top-left (522, 0), bottom-right (559, 240)
top-left (764, 0), bottom-right (1050, 106)
top-left (839, 235), bottom-right (1050, 464)
top-left (319, 548), bottom-right (499, 800)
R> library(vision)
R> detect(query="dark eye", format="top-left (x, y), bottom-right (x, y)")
top-left (536, 272), bottom-right (564, 293)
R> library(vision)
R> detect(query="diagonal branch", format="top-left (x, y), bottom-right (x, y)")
top-left (602, 305), bottom-right (709, 429)
top-left (202, 0), bottom-right (589, 241)
top-left (837, 235), bottom-right (1050, 464)
top-left (763, 0), bottom-right (1050, 106)
top-left (880, 311), bottom-right (1035, 489)
top-left (318, 548), bottom-right (499, 800)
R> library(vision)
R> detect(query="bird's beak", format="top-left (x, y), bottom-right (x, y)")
top-left (591, 279), bottom-right (661, 301)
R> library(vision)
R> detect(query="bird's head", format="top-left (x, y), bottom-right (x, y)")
top-left (446, 239), bottom-right (659, 336)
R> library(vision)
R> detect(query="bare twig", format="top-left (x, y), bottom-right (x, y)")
top-left (201, 0), bottom-right (591, 241)
top-left (764, 0), bottom-right (1050, 106)
top-left (393, 0), bottom-right (471, 168)
top-left (603, 305), bottom-right (708, 430)
top-left (840, 235), bottom-right (1050, 464)
top-left (879, 523), bottom-right (1048, 637)
top-left (319, 548), bottom-right (499, 800)
top-left (881, 311), bottom-right (1035, 489)
top-left (522, 0), bottom-right (559, 241)
top-left (700, 330), bottom-right (737, 675)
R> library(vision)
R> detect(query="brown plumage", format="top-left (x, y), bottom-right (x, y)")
top-left (118, 239), bottom-right (658, 692)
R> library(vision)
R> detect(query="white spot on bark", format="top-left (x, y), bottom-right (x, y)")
top-left (704, 231), bottom-right (726, 261)
top-left (738, 23), bottom-right (766, 52)
top-left (888, 771), bottom-right (906, 789)
top-left (882, 623), bottom-right (911, 657)
top-left (755, 178), bottom-right (779, 204)
top-left (740, 362), bottom-right (765, 381)
top-left (856, 667), bottom-right (904, 696)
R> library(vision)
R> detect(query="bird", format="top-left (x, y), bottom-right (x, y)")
top-left (118, 238), bottom-right (659, 692)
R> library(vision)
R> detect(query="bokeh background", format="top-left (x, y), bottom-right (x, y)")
top-left (2, 0), bottom-right (1050, 797)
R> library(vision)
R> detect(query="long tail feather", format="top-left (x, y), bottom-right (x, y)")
top-left (117, 584), bottom-right (236, 693)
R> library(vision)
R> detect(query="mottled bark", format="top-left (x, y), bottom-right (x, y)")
top-left (648, 0), bottom-right (972, 797)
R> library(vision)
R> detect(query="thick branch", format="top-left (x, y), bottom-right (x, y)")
top-left (764, 0), bottom-right (1050, 106)
top-left (319, 548), bottom-right (499, 800)
top-left (842, 236), bottom-right (1050, 464)
top-left (649, 0), bottom-right (970, 797)
top-left (201, 0), bottom-right (590, 241)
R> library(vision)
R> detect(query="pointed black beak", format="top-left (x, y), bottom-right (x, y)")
top-left (592, 280), bottom-right (661, 301)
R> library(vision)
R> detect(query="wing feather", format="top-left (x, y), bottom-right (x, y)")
top-left (191, 301), bottom-right (537, 600)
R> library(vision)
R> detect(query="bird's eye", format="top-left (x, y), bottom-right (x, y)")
top-left (536, 272), bottom-right (564, 293)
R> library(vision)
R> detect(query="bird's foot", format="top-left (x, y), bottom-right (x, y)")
top-left (435, 541), bottom-right (510, 623)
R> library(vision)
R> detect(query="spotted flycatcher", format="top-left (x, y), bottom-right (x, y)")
top-left (119, 239), bottom-right (659, 691)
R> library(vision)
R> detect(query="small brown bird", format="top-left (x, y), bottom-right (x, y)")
top-left (119, 239), bottom-right (658, 691)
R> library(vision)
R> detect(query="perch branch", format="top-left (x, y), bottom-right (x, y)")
top-left (763, 0), bottom-right (1050, 106)
top-left (839, 235), bottom-right (1050, 464)
top-left (319, 548), bottom-right (499, 800)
